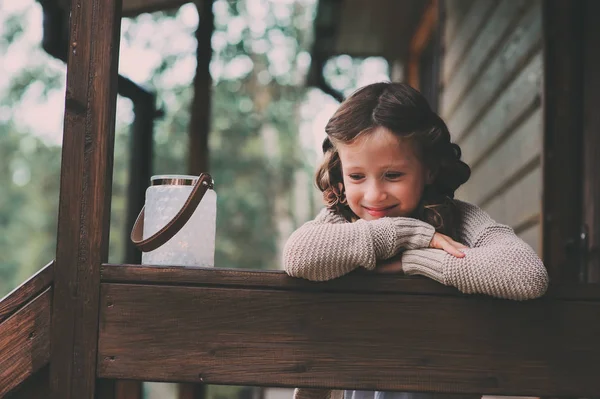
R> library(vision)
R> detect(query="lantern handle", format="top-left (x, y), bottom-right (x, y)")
top-left (130, 173), bottom-right (214, 252)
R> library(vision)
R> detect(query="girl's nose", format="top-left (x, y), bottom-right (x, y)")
top-left (364, 182), bottom-right (387, 203)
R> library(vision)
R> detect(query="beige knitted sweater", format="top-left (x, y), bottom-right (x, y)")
top-left (283, 200), bottom-right (549, 399)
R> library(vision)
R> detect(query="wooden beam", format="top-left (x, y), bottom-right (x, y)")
top-left (122, 0), bottom-right (188, 18)
top-left (0, 262), bottom-right (53, 324)
top-left (100, 263), bottom-right (600, 300)
top-left (114, 380), bottom-right (142, 399)
top-left (188, 0), bottom-right (215, 176)
top-left (408, 0), bottom-right (438, 89)
top-left (582, 0), bottom-right (600, 282)
top-left (181, 2), bottom-right (214, 397)
top-left (0, 289), bottom-right (52, 397)
top-left (6, 366), bottom-right (50, 399)
top-left (123, 91), bottom-right (155, 267)
top-left (50, 0), bottom-right (122, 397)
top-left (541, 0), bottom-right (585, 282)
top-left (179, 383), bottom-right (207, 399)
top-left (97, 282), bottom-right (600, 397)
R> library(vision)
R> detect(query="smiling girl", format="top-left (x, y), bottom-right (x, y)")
top-left (283, 82), bottom-right (549, 399)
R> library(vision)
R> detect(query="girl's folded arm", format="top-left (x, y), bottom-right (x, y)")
top-left (283, 208), bottom-right (435, 282)
top-left (402, 204), bottom-right (549, 300)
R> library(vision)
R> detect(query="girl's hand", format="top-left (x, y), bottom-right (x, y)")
top-left (429, 232), bottom-right (467, 258)
top-left (374, 255), bottom-right (403, 274)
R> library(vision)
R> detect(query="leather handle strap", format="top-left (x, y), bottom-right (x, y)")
top-left (131, 173), bottom-right (213, 252)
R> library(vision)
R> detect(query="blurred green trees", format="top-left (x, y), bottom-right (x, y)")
top-left (0, 0), bottom-right (322, 297)
top-left (0, 0), bottom-right (388, 298)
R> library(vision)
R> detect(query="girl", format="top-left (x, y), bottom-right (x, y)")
top-left (283, 82), bottom-right (549, 399)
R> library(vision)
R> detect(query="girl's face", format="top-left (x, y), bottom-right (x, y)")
top-left (337, 127), bottom-right (431, 221)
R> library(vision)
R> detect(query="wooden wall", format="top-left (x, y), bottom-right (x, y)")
top-left (440, 0), bottom-right (544, 255)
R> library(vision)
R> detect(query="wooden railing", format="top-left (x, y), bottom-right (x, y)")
top-left (0, 263), bottom-right (53, 397)
top-left (2, 262), bottom-right (600, 398)
top-left (97, 264), bottom-right (600, 397)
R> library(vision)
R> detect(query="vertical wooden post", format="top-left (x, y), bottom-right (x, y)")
top-left (407, 0), bottom-right (438, 98)
top-left (50, 0), bottom-right (122, 397)
top-left (180, 1), bottom-right (214, 398)
top-left (124, 89), bottom-right (155, 266)
top-left (188, 0), bottom-right (215, 176)
top-left (118, 78), bottom-right (157, 399)
top-left (582, 0), bottom-right (600, 282)
top-left (541, 0), bottom-right (584, 282)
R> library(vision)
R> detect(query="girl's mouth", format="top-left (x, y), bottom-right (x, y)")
top-left (363, 204), bottom-right (398, 217)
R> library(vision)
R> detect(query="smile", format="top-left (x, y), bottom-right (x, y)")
top-left (363, 204), bottom-right (398, 216)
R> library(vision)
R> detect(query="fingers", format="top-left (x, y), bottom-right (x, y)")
top-left (431, 233), bottom-right (467, 258)
top-left (450, 238), bottom-right (468, 249)
top-left (441, 239), bottom-right (465, 258)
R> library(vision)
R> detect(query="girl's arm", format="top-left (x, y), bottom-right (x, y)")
top-left (401, 202), bottom-right (549, 300)
top-left (283, 208), bottom-right (435, 281)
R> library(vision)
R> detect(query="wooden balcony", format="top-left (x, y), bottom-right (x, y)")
top-left (2, 262), bottom-right (600, 397)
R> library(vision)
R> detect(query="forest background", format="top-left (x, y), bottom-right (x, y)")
top-left (0, 0), bottom-right (387, 297)
top-left (0, 1), bottom-right (390, 396)
top-left (0, 0), bottom-right (389, 304)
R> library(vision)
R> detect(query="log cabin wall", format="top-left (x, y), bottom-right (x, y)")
top-left (440, 0), bottom-right (544, 255)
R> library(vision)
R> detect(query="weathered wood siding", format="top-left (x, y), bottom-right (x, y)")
top-left (441, 0), bottom-right (543, 255)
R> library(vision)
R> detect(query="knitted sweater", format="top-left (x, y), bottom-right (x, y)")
top-left (283, 200), bottom-right (549, 399)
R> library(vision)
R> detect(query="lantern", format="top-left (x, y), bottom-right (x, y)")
top-left (131, 174), bottom-right (216, 267)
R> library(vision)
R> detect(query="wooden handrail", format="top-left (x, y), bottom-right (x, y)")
top-left (0, 288), bottom-right (52, 397)
top-left (100, 263), bottom-right (600, 301)
top-left (97, 263), bottom-right (600, 397)
top-left (0, 262), bottom-right (54, 324)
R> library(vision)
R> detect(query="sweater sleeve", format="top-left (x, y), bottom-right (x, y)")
top-left (401, 201), bottom-right (549, 301)
top-left (283, 208), bottom-right (435, 281)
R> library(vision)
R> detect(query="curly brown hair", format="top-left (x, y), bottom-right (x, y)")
top-left (315, 82), bottom-right (471, 238)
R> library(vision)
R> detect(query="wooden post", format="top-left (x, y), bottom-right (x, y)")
top-left (123, 82), bottom-right (156, 266)
top-left (50, 0), bottom-right (122, 397)
top-left (188, 0), bottom-right (215, 176)
top-left (541, 0), bottom-right (584, 282)
top-left (582, 0), bottom-right (600, 283)
top-left (180, 1), bottom-right (214, 397)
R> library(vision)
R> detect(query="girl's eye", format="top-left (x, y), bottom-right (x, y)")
top-left (385, 172), bottom-right (404, 180)
top-left (348, 174), bottom-right (364, 181)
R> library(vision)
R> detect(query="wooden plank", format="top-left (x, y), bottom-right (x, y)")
top-left (458, 107), bottom-right (542, 206)
top-left (123, 95), bottom-right (155, 266)
top-left (542, 0), bottom-right (584, 282)
top-left (179, 383), bottom-right (207, 399)
top-left (122, 0), bottom-right (188, 17)
top-left (582, 0), bottom-right (600, 282)
top-left (0, 262), bottom-right (53, 324)
top-left (100, 263), bottom-right (474, 297)
top-left (483, 166), bottom-right (542, 231)
top-left (0, 289), bottom-right (52, 397)
top-left (100, 264), bottom-right (600, 301)
top-left (442, 0), bottom-right (499, 84)
top-left (188, 0), bottom-right (214, 175)
top-left (115, 380), bottom-right (142, 399)
top-left (443, 0), bottom-right (475, 47)
top-left (458, 52), bottom-right (542, 167)
top-left (6, 366), bottom-right (50, 399)
top-left (447, 8), bottom-right (543, 142)
top-left (50, 0), bottom-right (122, 397)
top-left (98, 283), bottom-right (600, 397)
top-left (441, 0), bottom-right (534, 119)
top-left (407, 0), bottom-right (439, 91)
